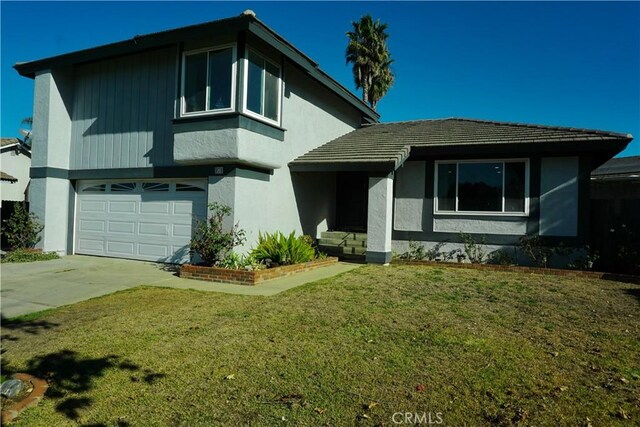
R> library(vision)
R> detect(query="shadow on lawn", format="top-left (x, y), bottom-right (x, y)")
top-left (623, 287), bottom-right (640, 303)
top-left (4, 349), bottom-right (166, 421)
top-left (1, 316), bottom-right (166, 422)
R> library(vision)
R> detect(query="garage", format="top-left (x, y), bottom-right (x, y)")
top-left (74, 180), bottom-right (207, 263)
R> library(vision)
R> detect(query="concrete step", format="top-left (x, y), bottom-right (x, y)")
top-left (318, 245), bottom-right (367, 256)
top-left (320, 231), bottom-right (368, 242)
top-left (318, 238), bottom-right (367, 248)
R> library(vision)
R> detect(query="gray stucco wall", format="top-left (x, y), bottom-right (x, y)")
top-left (70, 47), bottom-right (176, 169)
top-left (539, 156), bottom-right (579, 237)
top-left (394, 160), bottom-right (425, 231)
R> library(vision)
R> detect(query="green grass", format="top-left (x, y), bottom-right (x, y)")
top-left (1, 249), bottom-right (59, 263)
top-left (2, 265), bottom-right (639, 426)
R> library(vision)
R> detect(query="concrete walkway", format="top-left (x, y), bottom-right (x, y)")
top-left (1, 255), bottom-right (360, 318)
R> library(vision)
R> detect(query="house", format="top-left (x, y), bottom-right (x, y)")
top-left (1, 138), bottom-right (31, 205)
top-left (590, 156), bottom-right (640, 273)
top-left (14, 11), bottom-right (632, 264)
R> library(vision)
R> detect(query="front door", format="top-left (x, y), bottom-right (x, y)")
top-left (335, 172), bottom-right (368, 232)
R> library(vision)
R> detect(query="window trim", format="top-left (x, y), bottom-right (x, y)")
top-left (433, 158), bottom-right (530, 217)
top-left (180, 43), bottom-right (237, 117)
top-left (241, 48), bottom-right (283, 127)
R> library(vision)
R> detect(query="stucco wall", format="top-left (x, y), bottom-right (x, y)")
top-left (539, 156), bottom-right (579, 237)
top-left (0, 149), bottom-right (31, 202)
top-left (394, 161), bottom-right (425, 231)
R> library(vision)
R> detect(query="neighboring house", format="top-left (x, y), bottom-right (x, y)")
top-left (590, 156), bottom-right (640, 273)
top-left (1, 137), bottom-right (31, 205)
top-left (14, 12), bottom-right (632, 264)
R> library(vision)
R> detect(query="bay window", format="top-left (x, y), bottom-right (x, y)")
top-left (243, 49), bottom-right (281, 124)
top-left (435, 159), bottom-right (529, 214)
top-left (181, 45), bottom-right (236, 115)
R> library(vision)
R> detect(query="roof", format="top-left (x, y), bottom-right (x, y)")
top-left (290, 118), bottom-right (633, 171)
top-left (13, 12), bottom-right (379, 122)
top-left (591, 156), bottom-right (640, 179)
top-left (1, 138), bottom-right (20, 147)
top-left (0, 172), bottom-right (18, 182)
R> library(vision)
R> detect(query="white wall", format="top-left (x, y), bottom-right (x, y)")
top-left (0, 149), bottom-right (31, 203)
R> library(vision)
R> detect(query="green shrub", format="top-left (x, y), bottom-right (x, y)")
top-left (1, 202), bottom-right (44, 249)
top-left (488, 249), bottom-right (516, 266)
top-left (189, 203), bottom-right (246, 267)
top-left (518, 235), bottom-right (557, 268)
top-left (252, 231), bottom-right (315, 267)
top-left (460, 233), bottom-right (487, 264)
top-left (219, 252), bottom-right (264, 271)
top-left (1, 249), bottom-right (59, 263)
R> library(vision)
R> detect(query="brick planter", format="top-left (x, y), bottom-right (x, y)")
top-left (180, 257), bottom-right (339, 286)
top-left (393, 259), bottom-right (640, 284)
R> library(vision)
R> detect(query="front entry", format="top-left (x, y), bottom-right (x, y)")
top-left (335, 172), bottom-right (368, 232)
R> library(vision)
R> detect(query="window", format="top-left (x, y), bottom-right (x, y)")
top-left (243, 49), bottom-right (281, 124)
top-left (82, 184), bottom-right (106, 193)
top-left (142, 182), bottom-right (170, 192)
top-left (182, 45), bottom-right (236, 115)
top-left (176, 183), bottom-right (205, 192)
top-left (435, 160), bottom-right (529, 214)
top-left (110, 183), bottom-right (136, 192)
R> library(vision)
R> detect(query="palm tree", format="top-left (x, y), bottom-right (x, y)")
top-left (345, 15), bottom-right (394, 110)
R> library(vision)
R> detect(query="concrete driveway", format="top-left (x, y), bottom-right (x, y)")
top-left (1, 255), bottom-right (360, 318)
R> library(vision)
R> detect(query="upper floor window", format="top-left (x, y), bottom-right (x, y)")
top-left (243, 49), bottom-right (281, 125)
top-left (435, 159), bottom-right (529, 215)
top-left (181, 45), bottom-right (236, 115)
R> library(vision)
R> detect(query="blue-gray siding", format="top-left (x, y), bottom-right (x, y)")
top-left (70, 47), bottom-right (176, 169)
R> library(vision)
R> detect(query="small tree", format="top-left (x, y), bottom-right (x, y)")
top-left (189, 203), bottom-right (245, 266)
top-left (1, 202), bottom-right (43, 249)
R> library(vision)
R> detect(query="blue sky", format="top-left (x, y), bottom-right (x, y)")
top-left (2, 1), bottom-right (639, 156)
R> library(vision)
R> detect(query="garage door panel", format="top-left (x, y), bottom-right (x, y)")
top-left (139, 222), bottom-right (169, 237)
top-left (77, 238), bottom-right (104, 252)
top-left (78, 219), bottom-right (105, 233)
top-left (140, 202), bottom-right (170, 214)
top-left (109, 201), bottom-right (137, 214)
top-left (108, 221), bottom-right (136, 234)
top-left (80, 201), bottom-right (107, 213)
top-left (75, 180), bottom-right (206, 263)
top-left (107, 241), bottom-right (135, 256)
top-left (138, 243), bottom-right (169, 258)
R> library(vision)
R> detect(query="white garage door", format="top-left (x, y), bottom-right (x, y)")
top-left (75, 180), bottom-right (207, 263)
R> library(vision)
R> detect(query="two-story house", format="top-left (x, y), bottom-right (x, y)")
top-left (15, 11), bottom-right (632, 265)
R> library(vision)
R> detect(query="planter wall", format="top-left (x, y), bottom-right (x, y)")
top-left (180, 257), bottom-right (339, 285)
top-left (393, 259), bottom-right (640, 284)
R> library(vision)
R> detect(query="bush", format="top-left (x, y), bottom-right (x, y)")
top-left (1, 202), bottom-right (43, 249)
top-left (1, 249), bottom-right (59, 263)
top-left (219, 252), bottom-right (264, 271)
top-left (252, 231), bottom-right (316, 267)
top-left (518, 235), bottom-right (558, 268)
top-left (460, 233), bottom-right (486, 264)
top-left (487, 249), bottom-right (515, 266)
top-left (189, 203), bottom-right (245, 267)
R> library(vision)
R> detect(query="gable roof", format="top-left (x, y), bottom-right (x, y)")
top-left (0, 171), bottom-right (18, 182)
top-left (1, 138), bottom-right (20, 147)
top-left (13, 12), bottom-right (379, 122)
top-left (289, 118), bottom-right (633, 171)
top-left (591, 155), bottom-right (640, 179)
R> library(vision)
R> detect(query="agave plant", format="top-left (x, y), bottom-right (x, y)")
top-left (252, 231), bottom-right (315, 267)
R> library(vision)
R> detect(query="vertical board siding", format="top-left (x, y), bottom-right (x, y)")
top-left (70, 47), bottom-right (176, 169)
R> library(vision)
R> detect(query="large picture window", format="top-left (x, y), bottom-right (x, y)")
top-left (435, 160), bottom-right (528, 214)
top-left (243, 49), bottom-right (281, 125)
top-left (181, 45), bottom-right (236, 115)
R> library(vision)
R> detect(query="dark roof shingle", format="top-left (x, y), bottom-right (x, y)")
top-left (0, 171), bottom-right (18, 182)
top-left (290, 118), bottom-right (633, 170)
top-left (1, 138), bottom-right (20, 147)
top-left (591, 156), bottom-right (640, 177)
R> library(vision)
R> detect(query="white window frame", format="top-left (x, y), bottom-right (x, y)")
top-left (180, 43), bottom-right (237, 117)
top-left (241, 48), bottom-right (283, 127)
top-left (434, 158), bottom-right (530, 217)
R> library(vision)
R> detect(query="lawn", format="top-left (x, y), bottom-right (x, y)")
top-left (1, 265), bottom-right (639, 426)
